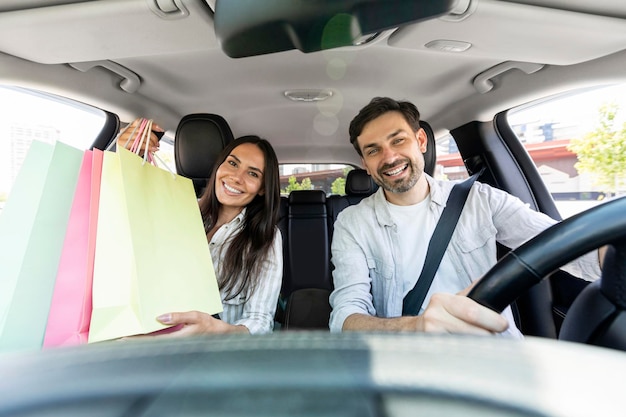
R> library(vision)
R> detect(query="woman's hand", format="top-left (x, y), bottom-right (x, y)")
top-left (116, 118), bottom-right (163, 156)
top-left (151, 311), bottom-right (250, 337)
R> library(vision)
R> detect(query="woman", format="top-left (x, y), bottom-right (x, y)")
top-left (118, 120), bottom-right (283, 335)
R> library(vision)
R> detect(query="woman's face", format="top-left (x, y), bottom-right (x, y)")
top-left (215, 142), bottom-right (265, 210)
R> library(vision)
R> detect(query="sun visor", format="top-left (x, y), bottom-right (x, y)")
top-left (388, 0), bottom-right (626, 66)
top-left (0, 0), bottom-right (218, 64)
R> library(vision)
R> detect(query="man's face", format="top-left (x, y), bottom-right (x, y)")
top-left (356, 111), bottom-right (428, 194)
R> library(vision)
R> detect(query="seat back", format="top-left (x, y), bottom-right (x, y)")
top-left (274, 195), bottom-right (290, 323)
top-left (284, 190), bottom-right (332, 297)
top-left (559, 244), bottom-right (626, 350)
top-left (174, 113), bottom-right (234, 196)
top-left (282, 288), bottom-right (332, 330)
top-left (326, 168), bottom-right (378, 242)
top-left (277, 189), bottom-right (333, 329)
top-left (277, 195), bottom-right (289, 240)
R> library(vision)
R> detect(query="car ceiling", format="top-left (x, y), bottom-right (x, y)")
top-left (0, 0), bottom-right (625, 165)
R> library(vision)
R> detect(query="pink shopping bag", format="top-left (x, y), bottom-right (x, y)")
top-left (43, 149), bottom-right (104, 347)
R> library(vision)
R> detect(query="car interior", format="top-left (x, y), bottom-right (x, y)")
top-left (1, 0), bottom-right (625, 341)
top-left (1, 0), bottom-right (626, 415)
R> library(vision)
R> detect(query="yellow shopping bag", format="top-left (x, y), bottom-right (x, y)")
top-left (89, 146), bottom-right (222, 343)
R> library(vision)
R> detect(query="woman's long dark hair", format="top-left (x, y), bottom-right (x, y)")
top-left (197, 135), bottom-right (281, 300)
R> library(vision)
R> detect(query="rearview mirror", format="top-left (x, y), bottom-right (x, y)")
top-left (214, 0), bottom-right (456, 58)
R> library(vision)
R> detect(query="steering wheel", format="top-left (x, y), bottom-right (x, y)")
top-left (467, 196), bottom-right (626, 350)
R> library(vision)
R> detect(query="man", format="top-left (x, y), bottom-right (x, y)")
top-left (329, 97), bottom-right (602, 337)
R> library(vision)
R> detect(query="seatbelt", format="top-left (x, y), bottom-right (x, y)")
top-left (402, 169), bottom-right (483, 316)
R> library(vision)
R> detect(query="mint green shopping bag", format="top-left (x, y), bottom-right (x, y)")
top-left (89, 147), bottom-right (222, 343)
top-left (0, 140), bottom-right (83, 352)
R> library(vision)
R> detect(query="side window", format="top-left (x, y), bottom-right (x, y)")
top-left (505, 83), bottom-right (626, 218)
top-left (153, 133), bottom-right (176, 174)
top-left (279, 164), bottom-right (355, 196)
top-left (435, 132), bottom-right (465, 181)
top-left (0, 85), bottom-right (106, 210)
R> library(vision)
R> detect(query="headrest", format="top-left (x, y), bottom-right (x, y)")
top-left (420, 120), bottom-right (436, 176)
top-left (289, 189), bottom-right (327, 204)
top-left (346, 169), bottom-right (377, 196)
top-left (174, 113), bottom-right (234, 196)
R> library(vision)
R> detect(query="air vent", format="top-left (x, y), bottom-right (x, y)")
top-left (284, 89), bottom-right (334, 102)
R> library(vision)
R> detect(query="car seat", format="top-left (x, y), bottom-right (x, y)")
top-left (279, 190), bottom-right (332, 330)
top-left (559, 243), bottom-right (626, 350)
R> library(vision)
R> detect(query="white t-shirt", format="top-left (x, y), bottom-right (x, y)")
top-left (381, 187), bottom-right (525, 339)
top-left (386, 195), bottom-right (434, 295)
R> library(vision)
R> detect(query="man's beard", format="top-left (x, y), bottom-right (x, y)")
top-left (373, 158), bottom-right (422, 194)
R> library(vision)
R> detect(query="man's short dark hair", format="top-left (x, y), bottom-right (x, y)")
top-left (349, 97), bottom-right (421, 156)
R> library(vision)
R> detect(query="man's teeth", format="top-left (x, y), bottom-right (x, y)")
top-left (224, 183), bottom-right (242, 194)
top-left (385, 166), bottom-right (405, 176)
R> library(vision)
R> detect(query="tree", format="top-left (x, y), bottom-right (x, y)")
top-left (568, 102), bottom-right (626, 196)
top-left (281, 175), bottom-right (312, 194)
top-left (330, 167), bottom-right (354, 195)
top-left (331, 176), bottom-right (345, 195)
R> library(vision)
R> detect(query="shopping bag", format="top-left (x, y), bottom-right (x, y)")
top-left (43, 149), bottom-right (104, 347)
top-left (89, 145), bottom-right (222, 343)
top-left (0, 140), bottom-right (83, 352)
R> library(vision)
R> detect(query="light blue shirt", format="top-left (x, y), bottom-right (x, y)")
top-left (329, 175), bottom-right (601, 335)
top-left (209, 209), bottom-right (283, 334)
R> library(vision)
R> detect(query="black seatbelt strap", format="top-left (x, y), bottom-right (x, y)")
top-left (402, 170), bottom-right (483, 316)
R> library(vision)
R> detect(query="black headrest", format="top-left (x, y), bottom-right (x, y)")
top-left (289, 189), bottom-right (327, 204)
top-left (346, 169), bottom-right (377, 196)
top-left (420, 120), bottom-right (436, 176)
top-left (174, 113), bottom-right (234, 196)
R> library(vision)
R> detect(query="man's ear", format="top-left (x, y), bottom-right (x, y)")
top-left (416, 128), bottom-right (428, 153)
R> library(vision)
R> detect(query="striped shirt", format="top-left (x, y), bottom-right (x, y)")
top-left (209, 209), bottom-right (282, 334)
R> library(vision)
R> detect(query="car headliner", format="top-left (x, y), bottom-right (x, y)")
top-left (0, 0), bottom-right (625, 166)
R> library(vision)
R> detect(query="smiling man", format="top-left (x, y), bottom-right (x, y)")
top-left (328, 97), bottom-right (602, 337)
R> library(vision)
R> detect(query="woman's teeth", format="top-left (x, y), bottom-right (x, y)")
top-left (224, 182), bottom-right (242, 194)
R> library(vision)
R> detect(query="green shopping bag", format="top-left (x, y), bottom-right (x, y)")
top-left (0, 140), bottom-right (83, 352)
top-left (89, 147), bottom-right (222, 343)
